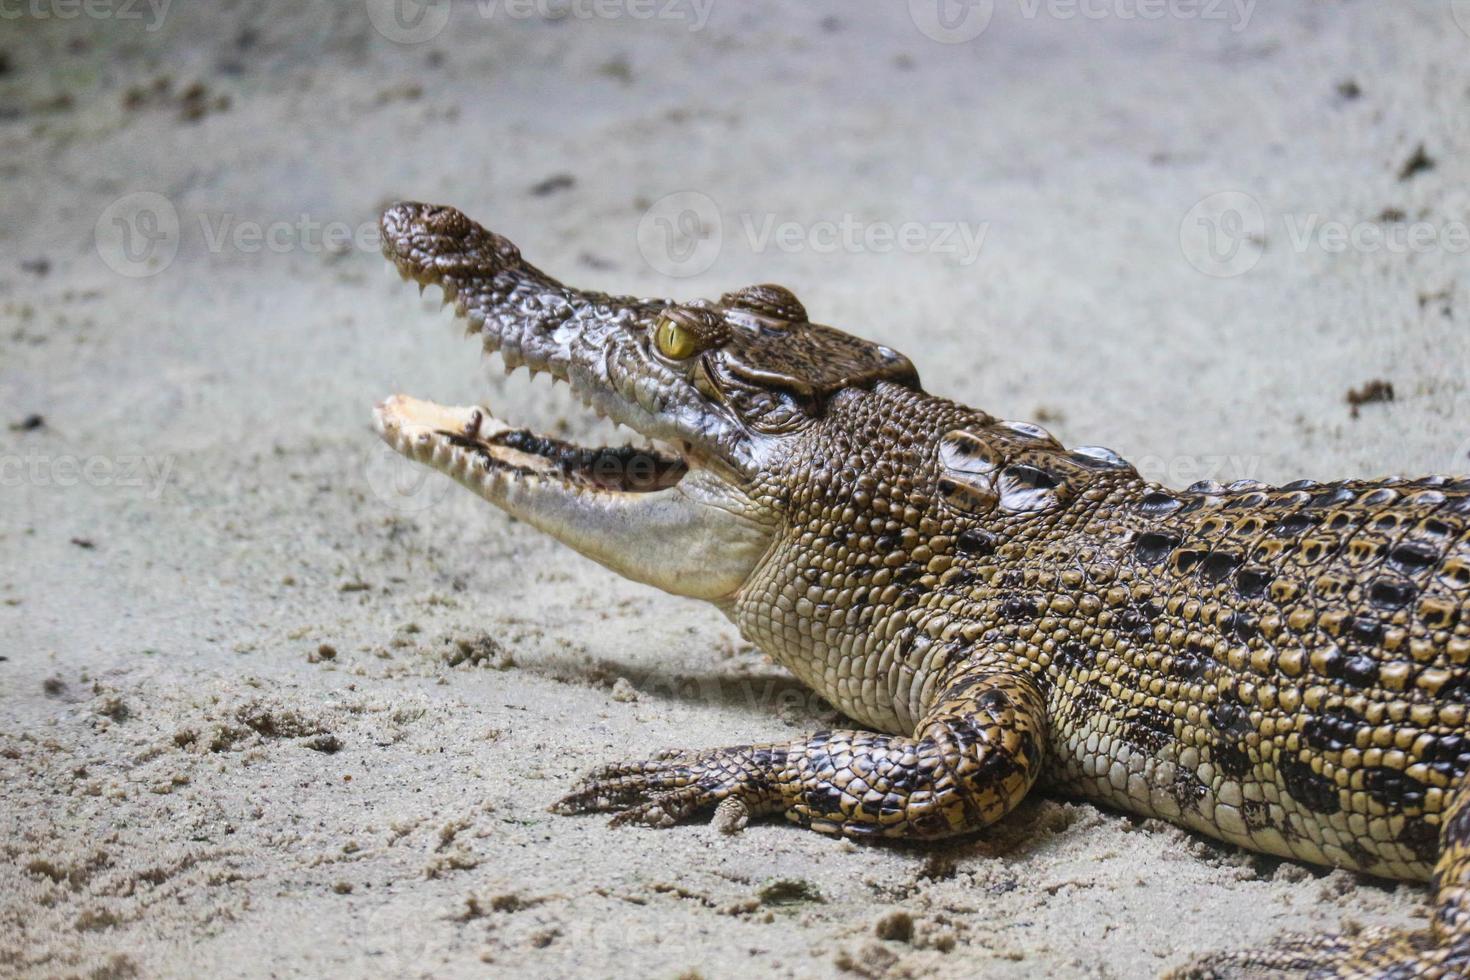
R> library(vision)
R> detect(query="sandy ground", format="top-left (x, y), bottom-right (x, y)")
top-left (3, 2), bottom-right (1470, 977)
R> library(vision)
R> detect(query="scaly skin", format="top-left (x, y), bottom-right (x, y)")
top-left (373, 203), bottom-right (1470, 977)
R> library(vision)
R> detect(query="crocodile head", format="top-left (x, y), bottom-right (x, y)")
top-left (374, 202), bottom-right (920, 603)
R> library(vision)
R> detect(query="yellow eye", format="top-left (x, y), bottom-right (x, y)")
top-left (655, 318), bottom-right (698, 360)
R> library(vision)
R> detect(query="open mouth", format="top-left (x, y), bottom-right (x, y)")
top-left (372, 204), bottom-right (693, 497)
top-left (374, 394), bottom-right (688, 496)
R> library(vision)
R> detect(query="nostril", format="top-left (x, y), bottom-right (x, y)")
top-left (423, 205), bottom-right (471, 239)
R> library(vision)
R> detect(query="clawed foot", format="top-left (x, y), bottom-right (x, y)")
top-left (551, 746), bottom-right (779, 829)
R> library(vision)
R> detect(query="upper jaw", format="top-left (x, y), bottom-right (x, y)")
top-left (379, 202), bottom-right (755, 479)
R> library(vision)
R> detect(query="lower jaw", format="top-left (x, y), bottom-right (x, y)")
top-left (372, 393), bottom-right (766, 601)
top-left (373, 394), bottom-right (685, 494)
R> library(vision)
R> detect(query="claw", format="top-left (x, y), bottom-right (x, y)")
top-left (551, 747), bottom-right (761, 830)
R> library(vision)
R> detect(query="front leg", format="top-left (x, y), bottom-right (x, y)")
top-left (553, 669), bottom-right (1047, 839)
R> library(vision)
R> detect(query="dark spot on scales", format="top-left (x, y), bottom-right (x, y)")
top-left (1348, 616), bottom-right (1384, 645)
top-left (1398, 819), bottom-right (1440, 866)
top-left (1135, 532), bottom-right (1180, 565)
top-left (1369, 577), bottom-right (1416, 610)
top-left (1362, 767), bottom-right (1429, 810)
top-left (1125, 705), bottom-right (1175, 754)
top-left (1212, 741), bottom-right (1252, 779)
top-left (1303, 707), bottom-right (1366, 753)
top-left (1138, 491), bottom-right (1182, 516)
top-left (1172, 769), bottom-right (1209, 811)
top-left (1209, 698), bottom-right (1252, 738)
top-left (1276, 512), bottom-right (1317, 536)
top-left (1001, 464), bottom-right (1057, 490)
top-left (1001, 596), bottom-right (1042, 620)
top-left (1118, 606), bottom-right (1155, 639)
top-left (1167, 651), bottom-right (1209, 681)
top-left (1201, 551), bottom-right (1242, 582)
top-left (1235, 565), bottom-right (1273, 598)
top-left (1341, 655), bottom-right (1380, 688)
top-left (955, 528), bottom-right (997, 557)
top-left (1054, 644), bottom-right (1093, 671)
top-left (1230, 614), bottom-right (1261, 641)
top-left (1280, 756), bottom-right (1341, 815)
top-left (1389, 540), bottom-right (1440, 572)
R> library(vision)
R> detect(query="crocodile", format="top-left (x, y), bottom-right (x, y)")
top-left (373, 201), bottom-right (1470, 978)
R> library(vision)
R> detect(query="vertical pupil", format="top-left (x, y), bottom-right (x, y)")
top-left (661, 322), bottom-right (688, 357)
